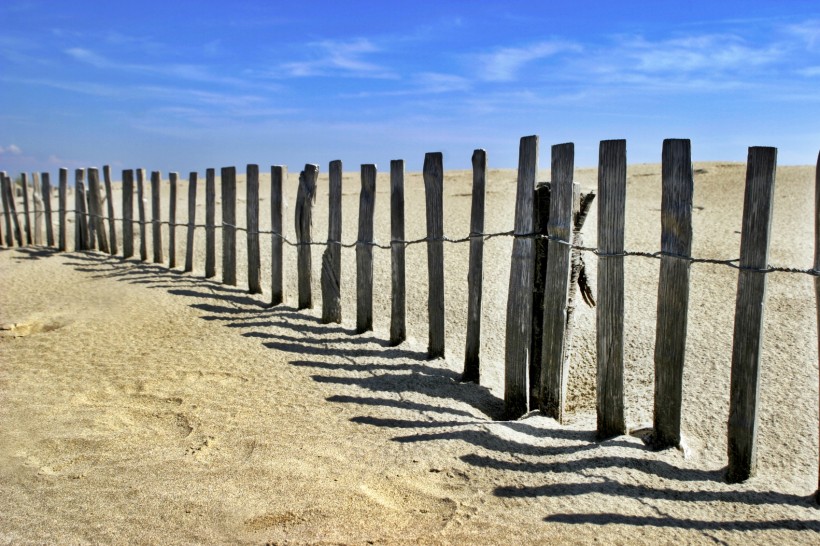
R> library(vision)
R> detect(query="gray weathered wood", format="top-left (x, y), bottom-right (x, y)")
top-left (246, 164), bottom-right (262, 294)
top-left (32, 172), bottom-right (42, 245)
top-left (530, 182), bottom-right (550, 407)
top-left (321, 160), bottom-right (343, 323)
top-left (21, 173), bottom-right (32, 245)
top-left (150, 171), bottom-right (163, 263)
top-left (424, 152), bottom-right (445, 359)
top-left (463, 149), bottom-right (487, 383)
top-left (74, 169), bottom-right (88, 251)
top-left (136, 169), bottom-right (148, 261)
top-left (42, 172), bottom-right (54, 247)
top-left (86, 188), bottom-right (97, 250)
top-left (295, 165), bottom-right (319, 309)
top-left (58, 168), bottom-right (67, 251)
top-left (103, 165), bottom-right (117, 255)
top-left (390, 159), bottom-right (406, 345)
top-left (221, 167), bottom-right (237, 285)
top-left (271, 166), bottom-right (285, 305)
top-left (168, 172), bottom-right (178, 268)
top-left (815, 150), bottom-right (820, 503)
top-left (3, 174), bottom-right (23, 247)
top-left (122, 169), bottom-right (134, 258)
top-left (596, 139), bottom-right (627, 439)
top-left (1, 173), bottom-right (12, 246)
top-left (205, 168), bottom-right (216, 278)
top-left (653, 139), bottom-right (694, 448)
top-left (727, 146), bottom-right (777, 483)
top-left (184, 172), bottom-right (197, 272)
top-left (356, 164), bottom-right (376, 333)
top-left (88, 168), bottom-right (110, 253)
top-left (504, 136), bottom-right (538, 418)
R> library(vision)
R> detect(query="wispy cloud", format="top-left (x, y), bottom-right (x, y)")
top-left (477, 41), bottom-right (580, 82)
top-left (0, 144), bottom-right (22, 155)
top-left (280, 38), bottom-right (395, 78)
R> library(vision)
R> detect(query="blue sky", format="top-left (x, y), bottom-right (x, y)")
top-left (1, 0), bottom-right (818, 175)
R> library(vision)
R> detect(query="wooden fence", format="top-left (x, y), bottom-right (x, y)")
top-left (1, 138), bottom-right (819, 496)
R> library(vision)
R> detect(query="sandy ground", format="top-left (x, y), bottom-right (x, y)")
top-left (0, 161), bottom-right (818, 544)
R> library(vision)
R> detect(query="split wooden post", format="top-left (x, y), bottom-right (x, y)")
top-left (87, 168), bottom-right (110, 253)
top-left (390, 159), bottom-right (406, 345)
top-left (356, 164), bottom-right (377, 333)
top-left (814, 150), bottom-right (820, 504)
top-left (32, 172), bottom-right (42, 245)
top-left (103, 165), bottom-right (117, 255)
top-left (150, 171), bottom-right (163, 263)
top-left (1, 173), bottom-right (12, 246)
top-left (136, 169), bottom-right (148, 261)
top-left (184, 172), bottom-right (197, 272)
top-left (727, 146), bottom-right (777, 483)
top-left (8, 174), bottom-right (24, 247)
top-left (74, 169), bottom-right (88, 251)
top-left (504, 136), bottom-right (538, 418)
top-left (221, 166), bottom-right (237, 285)
top-left (423, 153), bottom-right (446, 358)
top-left (246, 164), bottom-right (262, 294)
top-left (295, 164), bottom-right (319, 309)
top-left (529, 182), bottom-right (551, 407)
top-left (653, 139), bottom-right (694, 448)
top-left (58, 168), bottom-right (67, 251)
top-left (463, 149), bottom-right (487, 383)
top-left (205, 168), bottom-right (216, 278)
top-left (168, 172), bottom-right (178, 268)
top-left (596, 139), bottom-right (628, 439)
top-left (42, 173), bottom-right (54, 247)
top-left (21, 173), bottom-right (32, 245)
top-left (122, 170), bottom-right (134, 258)
top-left (321, 160), bottom-right (343, 323)
top-left (270, 166), bottom-right (285, 305)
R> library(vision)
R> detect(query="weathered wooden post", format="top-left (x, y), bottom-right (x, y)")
top-left (424, 152), bottom-right (445, 359)
top-left (58, 168), bottom-right (67, 251)
top-left (75, 169), bottom-right (88, 251)
top-left (150, 171), bottom-right (163, 263)
top-left (122, 170), bottom-right (134, 258)
top-left (246, 164), bottom-right (262, 293)
top-left (21, 173), bottom-right (32, 245)
top-left (296, 165), bottom-right (319, 309)
top-left (463, 149), bottom-right (487, 383)
top-left (221, 167), bottom-right (237, 285)
top-left (504, 136), bottom-right (538, 418)
top-left (653, 139), bottom-right (694, 448)
top-left (205, 168), bottom-right (216, 278)
top-left (184, 172), bottom-right (197, 273)
top-left (32, 172), bottom-right (42, 245)
top-left (727, 146), bottom-right (777, 482)
top-left (136, 169), bottom-right (148, 261)
top-left (87, 168), bottom-right (110, 253)
top-left (103, 165), bottom-right (117, 255)
top-left (6, 174), bottom-right (24, 247)
top-left (168, 172), bottom-right (178, 268)
top-left (271, 166), bottom-right (285, 305)
top-left (530, 182), bottom-right (550, 408)
top-left (41, 172), bottom-right (54, 247)
top-left (356, 164), bottom-right (377, 333)
top-left (321, 160), bottom-right (343, 323)
top-left (1, 173), bottom-right (12, 247)
top-left (390, 159), bottom-right (406, 345)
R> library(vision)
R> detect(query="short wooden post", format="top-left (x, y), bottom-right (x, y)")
top-left (356, 164), bottom-right (376, 333)
top-left (271, 165), bottom-right (285, 305)
top-left (87, 168), bottom-right (110, 253)
top-left (2, 173), bottom-right (14, 247)
top-left (596, 139), bottom-right (627, 439)
top-left (504, 136), bottom-right (538, 418)
top-left (321, 160), bottom-right (343, 323)
top-left (75, 169), bottom-right (88, 251)
top-left (727, 146), bottom-right (777, 483)
top-left (390, 159), bottom-right (406, 345)
top-left (122, 170), bottom-right (134, 258)
top-left (168, 172), bottom-right (178, 268)
top-left (295, 165), bottom-right (319, 309)
top-left (246, 164), bottom-right (262, 294)
top-left (136, 169), bottom-right (148, 261)
top-left (814, 150), bottom-right (820, 503)
top-left (41, 172), bottom-right (54, 247)
top-left (653, 139), bottom-right (694, 448)
top-left (221, 166), bottom-right (237, 285)
top-left (21, 173), bottom-right (32, 245)
top-left (151, 171), bottom-right (163, 263)
top-left (103, 165), bottom-right (117, 255)
top-left (184, 172), bottom-right (197, 272)
top-left (463, 149), bottom-right (487, 383)
top-left (32, 172), bottom-right (42, 245)
top-left (423, 152), bottom-right (445, 358)
top-left (205, 168), bottom-right (216, 278)
top-left (58, 168), bottom-right (67, 251)
top-left (529, 182), bottom-right (550, 407)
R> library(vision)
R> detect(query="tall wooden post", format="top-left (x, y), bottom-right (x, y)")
top-left (246, 164), bottom-right (262, 293)
top-left (1, 173), bottom-right (12, 246)
top-left (205, 168), bottom-right (216, 278)
top-left (103, 165), bottom-right (117, 255)
top-left (295, 165), bottom-right (318, 309)
top-left (321, 160), bottom-right (343, 323)
top-left (463, 149), bottom-right (487, 383)
top-left (122, 170), bottom-right (134, 258)
top-left (423, 152), bottom-right (445, 359)
top-left (271, 166), bottom-right (285, 305)
top-left (42, 172), bottom-right (54, 247)
top-left (21, 173), bottom-right (32, 245)
top-left (168, 172), bottom-right (178, 268)
top-left (221, 167), bottom-right (237, 285)
top-left (184, 172), bottom-right (197, 273)
top-left (151, 171), bottom-right (163, 263)
top-left (87, 168), bottom-right (110, 253)
top-left (32, 172), bottom-right (42, 245)
top-left (74, 169), bottom-right (88, 251)
top-left (58, 168), bottom-right (67, 251)
top-left (136, 169), bottom-right (148, 261)
top-left (390, 159), bottom-right (407, 345)
top-left (356, 164), bottom-right (376, 333)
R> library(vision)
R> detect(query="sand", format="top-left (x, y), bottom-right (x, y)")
top-left (0, 162), bottom-right (818, 544)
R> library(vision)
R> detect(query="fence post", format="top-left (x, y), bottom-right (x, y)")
top-left (168, 172), bottom-right (178, 268)
top-left (815, 149), bottom-right (820, 503)
top-left (247, 164), bottom-right (262, 294)
top-left (464, 149), bottom-right (487, 383)
top-left (103, 165), bottom-right (117, 255)
top-left (356, 164), bottom-right (376, 333)
top-left (727, 146), bottom-right (777, 483)
top-left (150, 171), bottom-right (163, 263)
top-left (136, 169), bottom-right (148, 261)
top-left (530, 182), bottom-right (550, 406)
top-left (42, 172), bottom-right (54, 247)
top-left (21, 173), bottom-right (32, 245)
top-left (205, 168), bottom-right (216, 278)
top-left (8, 174), bottom-right (23, 247)
top-left (271, 166), bottom-right (285, 305)
top-left (390, 159), bottom-right (406, 345)
top-left (1, 173), bottom-right (13, 247)
top-left (32, 172), bottom-right (42, 245)
top-left (596, 139), bottom-right (627, 438)
top-left (424, 152), bottom-right (445, 359)
top-left (88, 168), bottom-right (110, 253)
top-left (75, 169), bottom-right (88, 251)
top-left (221, 167), bottom-right (236, 285)
top-left (122, 170), bottom-right (134, 258)
top-left (322, 160), bottom-right (343, 323)
top-left (184, 172), bottom-right (197, 273)
top-left (296, 164), bottom-right (318, 309)
top-left (58, 168), bottom-right (67, 251)
top-left (653, 139), bottom-right (694, 448)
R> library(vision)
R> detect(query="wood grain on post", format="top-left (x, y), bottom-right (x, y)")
top-left (32, 172), bottom-right (42, 245)
top-left (103, 165), bottom-right (117, 255)
top-left (596, 139), bottom-right (627, 439)
top-left (504, 136), bottom-right (538, 418)
top-left (246, 164), bottom-right (262, 294)
top-left (815, 150), bottom-right (820, 503)
top-left (58, 168), bottom-right (67, 251)
top-left (205, 168), bottom-right (216, 278)
top-left (42, 172), bottom-right (54, 247)
top-left (75, 169), bottom-right (88, 251)
top-left (321, 160), bottom-right (343, 323)
top-left (150, 171), bottom-right (163, 263)
top-left (9, 174), bottom-right (24, 247)
top-left (88, 168), bottom-right (110, 253)
top-left (653, 139), bottom-right (694, 448)
top-left (21, 173), bottom-right (32, 245)
top-left (390, 159), bottom-right (406, 345)
top-left (221, 167), bottom-right (237, 285)
top-left (136, 169), bottom-right (148, 261)
top-left (727, 146), bottom-right (777, 483)
top-left (168, 172), bottom-right (178, 268)
top-left (424, 152), bottom-right (445, 359)
top-left (295, 165), bottom-right (319, 309)
top-left (463, 149), bottom-right (487, 383)
top-left (184, 172), bottom-right (197, 272)
top-left (122, 170), bottom-right (134, 258)
top-left (530, 182), bottom-right (550, 407)
top-left (1, 173), bottom-right (13, 246)
top-left (356, 164), bottom-right (376, 333)
top-left (271, 166), bottom-right (285, 305)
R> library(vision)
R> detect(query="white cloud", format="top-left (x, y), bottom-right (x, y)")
top-left (280, 38), bottom-right (394, 78)
top-left (477, 41), bottom-right (580, 82)
top-left (0, 144), bottom-right (22, 155)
